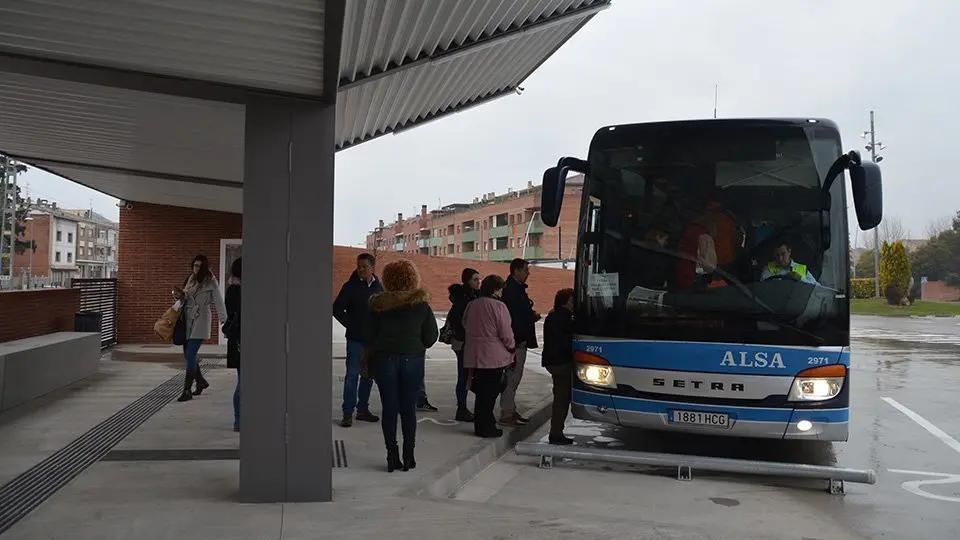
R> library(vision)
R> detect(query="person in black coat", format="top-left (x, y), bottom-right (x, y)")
top-left (541, 288), bottom-right (575, 445)
top-left (447, 268), bottom-right (481, 422)
top-left (222, 257), bottom-right (242, 432)
top-left (499, 258), bottom-right (540, 426)
top-left (333, 253), bottom-right (384, 427)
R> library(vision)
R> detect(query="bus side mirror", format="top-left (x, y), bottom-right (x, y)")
top-left (541, 166), bottom-right (568, 227)
top-left (850, 161), bottom-right (882, 231)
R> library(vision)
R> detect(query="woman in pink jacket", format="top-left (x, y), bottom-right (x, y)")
top-left (462, 275), bottom-right (515, 438)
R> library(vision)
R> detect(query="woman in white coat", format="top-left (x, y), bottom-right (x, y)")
top-left (173, 254), bottom-right (227, 402)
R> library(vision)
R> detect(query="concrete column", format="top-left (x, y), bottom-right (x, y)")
top-left (240, 95), bottom-right (335, 502)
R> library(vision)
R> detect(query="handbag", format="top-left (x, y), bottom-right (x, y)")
top-left (172, 304), bottom-right (187, 346)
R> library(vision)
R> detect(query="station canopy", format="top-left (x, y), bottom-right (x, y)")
top-left (0, 0), bottom-right (609, 212)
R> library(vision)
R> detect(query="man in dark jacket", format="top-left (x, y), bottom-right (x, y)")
top-left (499, 258), bottom-right (540, 426)
top-left (541, 288), bottom-right (575, 445)
top-left (333, 253), bottom-right (383, 427)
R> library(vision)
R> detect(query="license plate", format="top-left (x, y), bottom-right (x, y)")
top-left (671, 409), bottom-right (730, 428)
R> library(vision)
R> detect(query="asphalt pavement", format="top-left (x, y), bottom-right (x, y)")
top-left (455, 315), bottom-right (960, 539)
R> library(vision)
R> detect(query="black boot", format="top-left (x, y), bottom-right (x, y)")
top-left (455, 407), bottom-right (475, 422)
top-left (178, 369), bottom-right (195, 402)
top-left (403, 446), bottom-right (416, 471)
top-left (386, 448), bottom-right (403, 473)
top-left (193, 365), bottom-right (210, 395)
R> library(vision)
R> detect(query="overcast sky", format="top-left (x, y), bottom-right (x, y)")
top-left (22, 0), bottom-right (959, 247)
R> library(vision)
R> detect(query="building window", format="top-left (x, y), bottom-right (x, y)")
top-left (56, 231), bottom-right (62, 241)
top-left (79, 247), bottom-right (85, 257)
top-left (67, 252), bottom-right (72, 263)
top-left (68, 232), bottom-right (73, 242)
top-left (55, 251), bottom-right (61, 262)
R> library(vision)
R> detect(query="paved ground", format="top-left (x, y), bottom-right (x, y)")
top-left (455, 315), bottom-right (960, 539)
top-left (1, 315), bottom-right (957, 539)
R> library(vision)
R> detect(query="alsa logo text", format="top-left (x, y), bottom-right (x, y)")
top-left (720, 350), bottom-right (786, 369)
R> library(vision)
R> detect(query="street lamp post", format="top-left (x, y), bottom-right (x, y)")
top-left (861, 111), bottom-right (886, 298)
top-left (24, 215), bottom-right (33, 288)
top-left (522, 210), bottom-right (541, 260)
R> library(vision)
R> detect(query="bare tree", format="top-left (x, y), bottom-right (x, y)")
top-left (924, 214), bottom-right (953, 239)
top-left (879, 216), bottom-right (908, 244)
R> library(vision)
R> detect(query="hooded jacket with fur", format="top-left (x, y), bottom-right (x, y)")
top-left (367, 288), bottom-right (439, 355)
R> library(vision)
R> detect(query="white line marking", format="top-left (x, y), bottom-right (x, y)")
top-left (882, 397), bottom-right (960, 455)
top-left (417, 417), bottom-right (459, 426)
top-left (888, 469), bottom-right (960, 503)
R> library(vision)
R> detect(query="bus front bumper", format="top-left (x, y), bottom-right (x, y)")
top-left (571, 389), bottom-right (849, 441)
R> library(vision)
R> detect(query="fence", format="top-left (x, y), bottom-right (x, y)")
top-left (70, 278), bottom-right (118, 348)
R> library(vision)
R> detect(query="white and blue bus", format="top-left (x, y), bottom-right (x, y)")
top-left (539, 118), bottom-right (882, 441)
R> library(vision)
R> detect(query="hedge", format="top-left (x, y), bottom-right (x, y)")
top-left (851, 278), bottom-right (876, 299)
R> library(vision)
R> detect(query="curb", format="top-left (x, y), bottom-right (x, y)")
top-left (404, 394), bottom-right (553, 500)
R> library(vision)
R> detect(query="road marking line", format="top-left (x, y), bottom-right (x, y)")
top-left (882, 397), bottom-right (960, 455)
top-left (888, 469), bottom-right (960, 503)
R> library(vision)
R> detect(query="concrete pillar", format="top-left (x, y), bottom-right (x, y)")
top-left (239, 95), bottom-right (335, 502)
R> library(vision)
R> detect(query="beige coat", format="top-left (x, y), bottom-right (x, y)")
top-left (183, 278), bottom-right (227, 341)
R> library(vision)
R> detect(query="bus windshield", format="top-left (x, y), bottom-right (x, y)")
top-left (576, 120), bottom-right (850, 347)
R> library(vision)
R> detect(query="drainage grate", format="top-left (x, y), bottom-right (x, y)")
top-left (333, 439), bottom-right (348, 468)
top-left (0, 373), bottom-right (184, 535)
top-left (101, 449), bottom-right (239, 461)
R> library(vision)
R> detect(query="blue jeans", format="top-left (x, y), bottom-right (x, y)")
top-left (454, 349), bottom-right (468, 409)
top-left (233, 367), bottom-right (241, 429)
top-left (182, 339), bottom-right (203, 371)
top-left (374, 353), bottom-right (424, 452)
top-left (343, 340), bottom-right (374, 415)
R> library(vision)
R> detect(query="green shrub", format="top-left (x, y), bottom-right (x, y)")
top-left (851, 278), bottom-right (876, 299)
top-left (879, 241), bottom-right (912, 306)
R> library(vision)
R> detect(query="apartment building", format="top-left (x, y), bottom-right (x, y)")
top-left (13, 200), bottom-right (80, 285)
top-left (365, 175), bottom-right (583, 263)
top-left (61, 209), bottom-right (119, 278)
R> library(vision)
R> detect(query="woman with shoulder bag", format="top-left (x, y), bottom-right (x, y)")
top-left (172, 254), bottom-right (227, 403)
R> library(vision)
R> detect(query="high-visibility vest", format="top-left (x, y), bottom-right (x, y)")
top-left (768, 262), bottom-right (807, 278)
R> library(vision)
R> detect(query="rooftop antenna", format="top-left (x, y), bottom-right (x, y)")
top-left (713, 84), bottom-right (718, 119)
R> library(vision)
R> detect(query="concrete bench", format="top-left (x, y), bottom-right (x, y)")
top-left (0, 332), bottom-right (101, 413)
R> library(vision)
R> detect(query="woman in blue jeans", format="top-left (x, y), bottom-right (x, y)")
top-left (173, 254), bottom-right (227, 403)
top-left (223, 257), bottom-right (242, 431)
top-left (367, 259), bottom-right (439, 472)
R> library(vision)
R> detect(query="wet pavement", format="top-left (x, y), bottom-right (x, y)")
top-left (457, 315), bottom-right (960, 539)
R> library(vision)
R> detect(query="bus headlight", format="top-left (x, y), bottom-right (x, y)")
top-left (787, 364), bottom-right (846, 402)
top-left (574, 350), bottom-right (616, 388)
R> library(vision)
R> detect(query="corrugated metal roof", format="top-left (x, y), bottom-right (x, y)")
top-left (0, 0), bottom-right (610, 213)
top-left (336, 18), bottom-right (584, 149)
top-left (44, 164), bottom-right (242, 214)
top-left (339, 0), bottom-right (596, 83)
top-left (0, 72), bottom-right (245, 182)
top-left (0, 0), bottom-right (325, 95)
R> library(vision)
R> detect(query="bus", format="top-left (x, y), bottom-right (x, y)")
top-left (539, 118), bottom-right (882, 441)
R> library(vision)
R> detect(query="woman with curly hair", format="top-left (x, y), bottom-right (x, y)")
top-left (172, 254), bottom-right (227, 403)
top-left (367, 259), bottom-right (439, 472)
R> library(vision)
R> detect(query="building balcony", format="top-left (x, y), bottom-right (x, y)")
top-left (429, 237), bottom-right (443, 247)
top-left (461, 230), bottom-right (477, 242)
top-left (488, 249), bottom-right (515, 261)
top-left (520, 246), bottom-right (546, 259)
top-left (526, 220), bottom-right (545, 234)
top-left (462, 252), bottom-right (482, 260)
top-left (417, 239), bottom-right (429, 248)
top-left (489, 225), bottom-right (511, 238)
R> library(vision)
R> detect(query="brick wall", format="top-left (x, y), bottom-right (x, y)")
top-left (921, 281), bottom-right (960, 302)
top-left (118, 202), bottom-right (241, 344)
top-left (12, 214), bottom-right (52, 277)
top-left (0, 288), bottom-right (80, 343)
top-left (117, 202), bottom-right (574, 344)
top-left (334, 246), bottom-right (573, 313)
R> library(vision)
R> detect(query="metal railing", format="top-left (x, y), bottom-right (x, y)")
top-left (515, 442), bottom-right (876, 495)
top-left (71, 278), bottom-right (118, 348)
